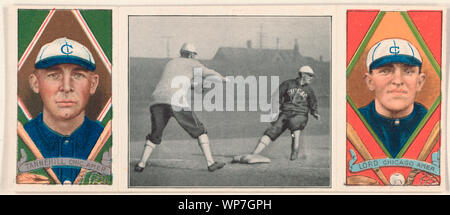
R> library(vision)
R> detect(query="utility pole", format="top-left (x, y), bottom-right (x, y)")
top-left (259, 24), bottom-right (266, 49)
top-left (276, 37), bottom-right (280, 50)
top-left (161, 36), bottom-right (173, 58)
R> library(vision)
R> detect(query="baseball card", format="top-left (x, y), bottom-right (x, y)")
top-left (15, 9), bottom-right (113, 185)
top-left (346, 9), bottom-right (444, 187)
top-left (1, 2), bottom-right (449, 197)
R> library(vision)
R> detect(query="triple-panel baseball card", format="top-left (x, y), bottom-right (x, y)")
top-left (0, 4), bottom-right (448, 195)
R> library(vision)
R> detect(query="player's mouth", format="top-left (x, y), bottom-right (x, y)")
top-left (56, 100), bottom-right (77, 107)
top-left (387, 89), bottom-right (408, 95)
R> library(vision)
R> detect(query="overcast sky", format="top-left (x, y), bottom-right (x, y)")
top-left (129, 16), bottom-right (331, 61)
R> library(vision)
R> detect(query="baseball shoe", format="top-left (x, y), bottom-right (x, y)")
top-left (290, 151), bottom-right (299, 161)
top-left (208, 162), bottom-right (226, 172)
top-left (134, 163), bottom-right (145, 172)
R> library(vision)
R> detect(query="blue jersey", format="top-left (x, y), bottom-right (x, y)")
top-left (359, 101), bottom-right (427, 158)
top-left (24, 113), bottom-right (104, 184)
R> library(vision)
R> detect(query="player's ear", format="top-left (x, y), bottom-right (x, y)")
top-left (364, 72), bottom-right (375, 91)
top-left (29, 71), bottom-right (40, 94)
top-left (416, 71), bottom-right (426, 91)
top-left (89, 73), bottom-right (100, 95)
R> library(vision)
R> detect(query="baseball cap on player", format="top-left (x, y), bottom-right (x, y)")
top-left (299, 65), bottom-right (314, 76)
top-left (180, 43), bottom-right (197, 55)
top-left (35, 37), bottom-right (96, 71)
top-left (366, 38), bottom-right (422, 72)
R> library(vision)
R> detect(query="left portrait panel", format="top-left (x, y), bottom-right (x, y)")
top-left (16, 9), bottom-right (112, 185)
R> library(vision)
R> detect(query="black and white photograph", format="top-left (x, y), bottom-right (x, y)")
top-left (128, 15), bottom-right (331, 187)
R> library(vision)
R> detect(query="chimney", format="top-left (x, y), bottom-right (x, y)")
top-left (247, 40), bottom-right (252, 49)
top-left (294, 38), bottom-right (299, 53)
top-left (293, 38), bottom-right (300, 60)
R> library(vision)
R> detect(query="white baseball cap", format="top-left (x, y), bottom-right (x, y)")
top-left (180, 43), bottom-right (197, 54)
top-left (35, 37), bottom-right (96, 71)
top-left (299, 65), bottom-right (314, 75)
top-left (366, 38), bottom-right (422, 71)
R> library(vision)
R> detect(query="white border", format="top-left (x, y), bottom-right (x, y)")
top-left (0, 2), bottom-right (448, 194)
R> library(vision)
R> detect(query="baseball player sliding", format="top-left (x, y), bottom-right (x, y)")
top-left (234, 65), bottom-right (320, 163)
top-left (135, 43), bottom-right (228, 172)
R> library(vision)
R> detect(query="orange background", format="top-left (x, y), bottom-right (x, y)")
top-left (347, 12), bottom-right (440, 109)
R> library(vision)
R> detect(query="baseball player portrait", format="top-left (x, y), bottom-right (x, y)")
top-left (359, 38), bottom-right (426, 158)
top-left (134, 42), bottom-right (228, 173)
top-left (346, 10), bottom-right (443, 186)
top-left (17, 37), bottom-right (104, 184)
top-left (234, 65), bottom-right (320, 163)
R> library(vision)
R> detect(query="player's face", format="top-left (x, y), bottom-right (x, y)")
top-left (301, 73), bottom-right (313, 84)
top-left (29, 63), bottom-right (99, 122)
top-left (364, 63), bottom-right (425, 117)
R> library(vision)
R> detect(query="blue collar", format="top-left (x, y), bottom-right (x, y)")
top-left (35, 113), bottom-right (90, 141)
top-left (369, 101), bottom-right (417, 126)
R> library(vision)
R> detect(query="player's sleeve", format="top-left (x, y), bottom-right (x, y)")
top-left (307, 86), bottom-right (319, 116)
top-left (197, 62), bottom-right (227, 81)
top-left (268, 81), bottom-right (287, 121)
top-left (269, 87), bottom-right (280, 113)
top-left (278, 81), bottom-right (288, 105)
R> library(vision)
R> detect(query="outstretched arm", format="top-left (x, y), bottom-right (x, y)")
top-left (199, 65), bottom-right (228, 82)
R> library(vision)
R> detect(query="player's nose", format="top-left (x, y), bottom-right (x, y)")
top-left (390, 69), bottom-right (404, 86)
top-left (59, 72), bottom-right (73, 92)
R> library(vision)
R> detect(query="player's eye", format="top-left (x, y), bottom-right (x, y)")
top-left (72, 72), bottom-right (86, 80)
top-left (377, 68), bottom-right (392, 74)
top-left (404, 68), bottom-right (416, 75)
top-left (46, 72), bottom-right (61, 80)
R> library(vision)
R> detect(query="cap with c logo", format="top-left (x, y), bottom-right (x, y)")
top-left (366, 38), bottom-right (422, 71)
top-left (35, 37), bottom-right (96, 71)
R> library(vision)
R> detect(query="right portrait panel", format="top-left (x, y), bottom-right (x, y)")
top-left (346, 10), bottom-right (442, 186)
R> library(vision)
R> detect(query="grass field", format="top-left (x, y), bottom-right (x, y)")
top-left (129, 134), bottom-right (330, 187)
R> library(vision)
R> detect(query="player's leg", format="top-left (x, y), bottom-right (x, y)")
top-left (288, 114), bottom-right (308, 161)
top-left (197, 134), bottom-right (226, 171)
top-left (135, 104), bottom-right (171, 172)
top-left (252, 135), bottom-right (272, 155)
top-left (135, 140), bottom-right (157, 171)
top-left (173, 110), bottom-right (225, 171)
top-left (252, 113), bottom-right (288, 155)
top-left (290, 130), bottom-right (301, 160)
